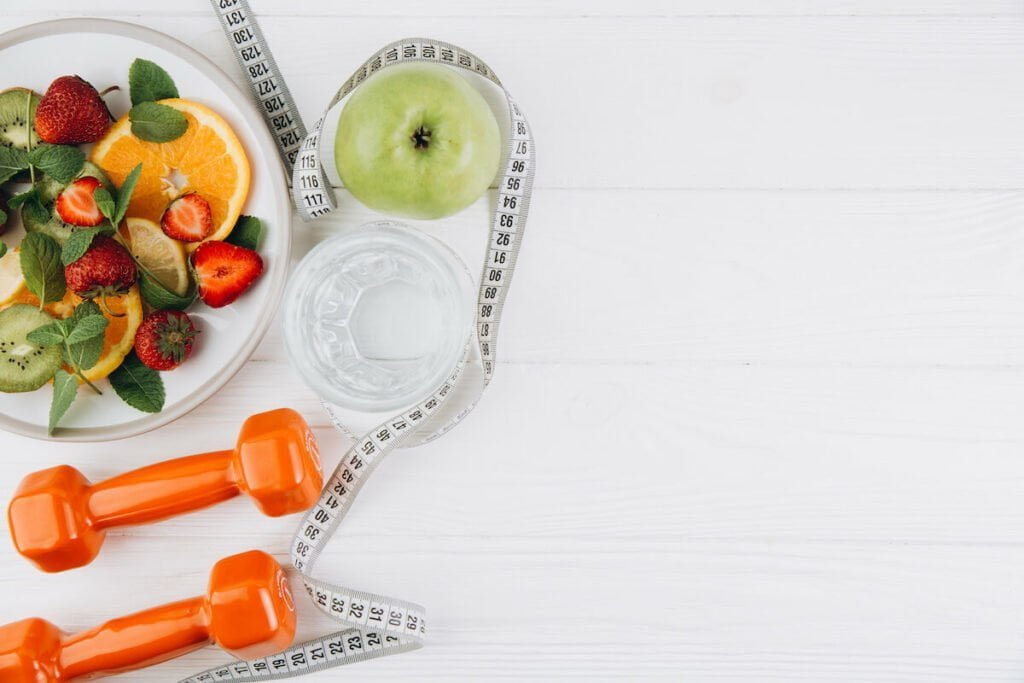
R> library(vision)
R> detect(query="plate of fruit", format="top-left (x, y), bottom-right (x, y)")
top-left (0, 19), bottom-right (291, 441)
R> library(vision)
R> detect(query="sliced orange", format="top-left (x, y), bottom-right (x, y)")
top-left (90, 98), bottom-right (250, 250)
top-left (5, 286), bottom-right (143, 382)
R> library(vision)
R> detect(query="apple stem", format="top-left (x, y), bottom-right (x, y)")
top-left (411, 125), bottom-right (432, 150)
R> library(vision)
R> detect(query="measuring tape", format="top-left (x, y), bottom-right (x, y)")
top-left (196, 1), bottom-right (534, 679)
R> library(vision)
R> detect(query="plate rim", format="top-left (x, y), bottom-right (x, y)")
top-left (0, 18), bottom-right (292, 443)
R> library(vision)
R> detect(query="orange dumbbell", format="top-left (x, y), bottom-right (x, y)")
top-left (0, 549), bottom-right (296, 681)
top-left (8, 408), bottom-right (323, 573)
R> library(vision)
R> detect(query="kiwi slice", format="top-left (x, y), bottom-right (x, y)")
top-left (23, 162), bottom-right (114, 243)
top-left (0, 88), bottom-right (40, 151)
top-left (0, 304), bottom-right (62, 393)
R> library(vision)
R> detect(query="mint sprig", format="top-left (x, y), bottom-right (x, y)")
top-left (20, 232), bottom-right (65, 307)
top-left (47, 369), bottom-right (78, 436)
top-left (226, 215), bottom-right (264, 251)
top-left (129, 58), bottom-right (179, 105)
top-left (60, 163), bottom-right (143, 266)
top-left (61, 225), bottom-right (114, 265)
top-left (28, 144), bottom-right (85, 184)
top-left (110, 352), bottom-right (165, 413)
top-left (63, 300), bottom-right (107, 375)
top-left (26, 301), bottom-right (110, 434)
top-left (130, 102), bottom-right (187, 143)
top-left (0, 146), bottom-right (29, 185)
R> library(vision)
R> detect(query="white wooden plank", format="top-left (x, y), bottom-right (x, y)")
top-left (9, 0), bottom-right (1024, 18)
top-left (27, 546), bottom-right (1024, 681)
top-left (2, 363), bottom-right (1024, 679)
top-left (2, 15), bottom-right (1024, 188)
top-left (2, 362), bottom-right (1023, 552)
top-left (250, 188), bottom-right (1024, 366)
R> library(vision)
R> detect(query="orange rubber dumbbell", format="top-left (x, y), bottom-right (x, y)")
top-left (0, 549), bottom-right (296, 681)
top-left (8, 408), bottom-right (323, 573)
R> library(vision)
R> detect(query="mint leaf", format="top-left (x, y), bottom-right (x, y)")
top-left (26, 321), bottom-right (67, 347)
top-left (61, 225), bottom-right (114, 266)
top-left (29, 144), bottom-right (85, 184)
top-left (65, 314), bottom-right (108, 345)
top-left (129, 102), bottom-right (187, 143)
top-left (93, 187), bottom-right (116, 224)
top-left (20, 232), bottom-right (65, 304)
top-left (0, 146), bottom-right (29, 185)
top-left (8, 187), bottom-right (36, 209)
top-left (64, 301), bottom-right (105, 371)
top-left (129, 58), bottom-right (179, 105)
top-left (114, 164), bottom-right (142, 225)
top-left (139, 270), bottom-right (196, 310)
top-left (226, 215), bottom-right (263, 251)
top-left (0, 242), bottom-right (6, 259)
top-left (110, 353), bottom-right (165, 413)
top-left (48, 369), bottom-right (78, 435)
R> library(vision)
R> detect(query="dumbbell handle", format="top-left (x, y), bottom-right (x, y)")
top-left (87, 450), bottom-right (238, 530)
top-left (58, 597), bottom-right (209, 679)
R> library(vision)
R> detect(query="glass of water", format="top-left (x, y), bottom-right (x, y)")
top-left (283, 221), bottom-right (474, 413)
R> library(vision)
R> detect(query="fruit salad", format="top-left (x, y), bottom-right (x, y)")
top-left (0, 59), bottom-right (266, 434)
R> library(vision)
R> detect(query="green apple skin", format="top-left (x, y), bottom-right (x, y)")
top-left (334, 62), bottom-right (502, 220)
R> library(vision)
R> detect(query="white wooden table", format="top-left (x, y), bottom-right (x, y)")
top-left (3, 1), bottom-right (1024, 680)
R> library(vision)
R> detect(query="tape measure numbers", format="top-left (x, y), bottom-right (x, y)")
top-left (199, 1), bottom-right (534, 679)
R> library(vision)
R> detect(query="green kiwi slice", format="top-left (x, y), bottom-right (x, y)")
top-left (0, 304), bottom-right (62, 393)
top-left (23, 162), bottom-right (114, 243)
top-left (0, 88), bottom-right (40, 151)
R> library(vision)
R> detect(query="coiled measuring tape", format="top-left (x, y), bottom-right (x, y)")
top-left (194, 1), bottom-right (534, 680)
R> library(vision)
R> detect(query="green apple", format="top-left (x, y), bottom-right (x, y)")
top-left (334, 62), bottom-right (501, 220)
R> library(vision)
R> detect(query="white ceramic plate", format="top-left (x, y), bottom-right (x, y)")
top-left (0, 19), bottom-right (291, 442)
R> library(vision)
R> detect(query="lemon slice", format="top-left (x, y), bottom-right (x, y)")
top-left (0, 247), bottom-right (25, 306)
top-left (123, 217), bottom-right (189, 296)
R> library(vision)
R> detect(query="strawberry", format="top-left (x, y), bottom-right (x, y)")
top-left (192, 240), bottom-right (264, 308)
top-left (161, 193), bottom-right (213, 242)
top-left (134, 310), bottom-right (199, 371)
top-left (35, 75), bottom-right (114, 145)
top-left (64, 236), bottom-right (137, 311)
top-left (55, 177), bottom-right (105, 227)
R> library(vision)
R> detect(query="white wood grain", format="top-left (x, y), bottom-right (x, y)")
top-left (2, 2), bottom-right (1024, 681)
top-left (4, 12), bottom-right (1024, 189)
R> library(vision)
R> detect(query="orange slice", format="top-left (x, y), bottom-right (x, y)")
top-left (5, 286), bottom-right (143, 382)
top-left (90, 98), bottom-right (250, 250)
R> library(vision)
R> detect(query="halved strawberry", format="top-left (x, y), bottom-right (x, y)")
top-left (192, 240), bottom-right (264, 308)
top-left (56, 176), bottom-right (104, 227)
top-left (161, 193), bottom-right (213, 242)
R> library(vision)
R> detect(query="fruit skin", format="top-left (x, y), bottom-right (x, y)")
top-left (0, 304), bottom-right (63, 393)
top-left (161, 193), bottom-right (213, 242)
top-left (134, 309), bottom-right (198, 371)
top-left (334, 62), bottom-right (501, 220)
top-left (90, 98), bottom-right (250, 250)
top-left (123, 217), bottom-right (189, 297)
top-left (55, 177), bottom-right (104, 227)
top-left (0, 88), bottom-right (41, 151)
top-left (35, 76), bottom-right (113, 145)
top-left (192, 240), bottom-right (263, 308)
top-left (64, 235), bottom-right (137, 299)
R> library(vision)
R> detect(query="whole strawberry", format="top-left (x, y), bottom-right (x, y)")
top-left (135, 310), bottom-right (198, 371)
top-left (64, 236), bottom-right (137, 311)
top-left (35, 75), bottom-right (114, 145)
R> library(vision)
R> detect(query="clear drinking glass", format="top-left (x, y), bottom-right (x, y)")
top-left (283, 221), bottom-right (474, 413)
